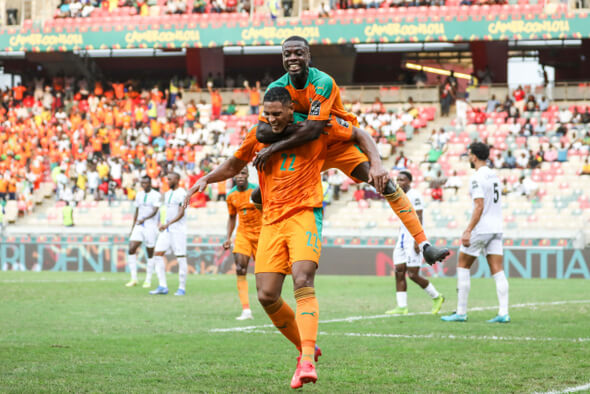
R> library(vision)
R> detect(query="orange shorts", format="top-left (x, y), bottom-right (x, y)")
top-left (254, 208), bottom-right (323, 275)
top-left (233, 230), bottom-right (259, 259)
top-left (323, 142), bottom-right (368, 182)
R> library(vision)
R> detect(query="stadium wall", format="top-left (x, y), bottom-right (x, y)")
top-left (1, 235), bottom-right (588, 279)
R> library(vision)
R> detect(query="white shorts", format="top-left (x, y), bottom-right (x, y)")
top-left (459, 233), bottom-right (503, 257)
top-left (154, 230), bottom-right (187, 256)
top-left (393, 233), bottom-right (423, 268)
top-left (129, 224), bottom-right (159, 248)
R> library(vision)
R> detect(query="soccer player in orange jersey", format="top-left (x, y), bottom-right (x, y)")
top-left (185, 87), bottom-right (370, 389)
top-left (252, 36), bottom-right (449, 264)
top-left (223, 166), bottom-right (262, 320)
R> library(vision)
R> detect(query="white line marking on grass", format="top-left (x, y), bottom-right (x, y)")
top-left (0, 277), bottom-right (121, 283)
top-left (209, 299), bottom-right (590, 333)
top-left (536, 382), bottom-right (590, 394)
top-left (236, 329), bottom-right (590, 343)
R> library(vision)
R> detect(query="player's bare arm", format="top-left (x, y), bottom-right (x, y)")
top-left (224, 214), bottom-right (237, 249)
top-left (130, 208), bottom-right (139, 236)
top-left (184, 156), bottom-right (248, 207)
top-left (462, 198), bottom-right (484, 247)
top-left (160, 204), bottom-right (186, 232)
top-left (253, 120), bottom-right (327, 171)
top-left (350, 126), bottom-right (388, 193)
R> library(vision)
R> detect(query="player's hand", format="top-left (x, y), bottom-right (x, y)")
top-left (253, 146), bottom-right (274, 172)
top-left (137, 219), bottom-right (144, 226)
top-left (369, 164), bottom-right (388, 194)
top-left (414, 242), bottom-right (420, 254)
top-left (222, 240), bottom-right (231, 249)
top-left (183, 179), bottom-right (207, 208)
top-left (461, 230), bottom-right (471, 247)
top-left (159, 223), bottom-right (168, 232)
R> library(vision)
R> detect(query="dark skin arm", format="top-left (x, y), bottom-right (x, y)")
top-left (253, 119), bottom-right (327, 171)
top-left (223, 214), bottom-right (237, 249)
top-left (137, 207), bottom-right (159, 226)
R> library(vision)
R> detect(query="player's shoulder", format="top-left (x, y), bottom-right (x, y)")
top-left (308, 68), bottom-right (335, 97)
top-left (227, 185), bottom-right (239, 197)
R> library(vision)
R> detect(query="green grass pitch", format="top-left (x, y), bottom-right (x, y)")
top-left (1, 272), bottom-right (589, 393)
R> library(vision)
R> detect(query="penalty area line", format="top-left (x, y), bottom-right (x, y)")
top-left (209, 299), bottom-right (590, 333)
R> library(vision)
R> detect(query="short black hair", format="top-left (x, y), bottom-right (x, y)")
top-left (263, 87), bottom-right (292, 106)
top-left (141, 175), bottom-right (151, 181)
top-left (169, 172), bottom-right (180, 181)
top-left (399, 170), bottom-right (413, 182)
top-left (283, 36), bottom-right (309, 48)
top-left (468, 142), bottom-right (490, 161)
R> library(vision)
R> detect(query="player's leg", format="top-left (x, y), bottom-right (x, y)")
top-left (485, 234), bottom-right (509, 323)
top-left (149, 233), bottom-right (169, 295)
top-left (324, 141), bottom-right (449, 264)
top-left (442, 251), bottom-right (476, 321)
top-left (126, 240), bottom-right (141, 287)
top-left (234, 252), bottom-right (253, 320)
top-left (255, 225), bottom-right (302, 351)
top-left (173, 234), bottom-right (188, 296)
top-left (386, 243), bottom-right (409, 314)
top-left (256, 272), bottom-right (301, 349)
top-left (143, 226), bottom-right (159, 288)
top-left (143, 247), bottom-right (155, 288)
top-left (407, 266), bottom-right (445, 314)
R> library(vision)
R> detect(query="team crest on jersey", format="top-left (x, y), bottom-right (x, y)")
top-left (310, 100), bottom-right (321, 116)
top-left (472, 180), bottom-right (478, 188)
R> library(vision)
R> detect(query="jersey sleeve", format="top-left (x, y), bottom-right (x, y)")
top-left (326, 116), bottom-right (353, 142)
top-left (413, 192), bottom-right (424, 211)
top-left (226, 195), bottom-right (237, 216)
top-left (234, 128), bottom-right (260, 163)
top-left (308, 76), bottom-right (337, 122)
top-left (177, 189), bottom-right (187, 205)
top-left (470, 175), bottom-right (484, 200)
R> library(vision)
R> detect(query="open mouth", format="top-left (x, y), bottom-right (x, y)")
top-left (288, 63), bottom-right (301, 73)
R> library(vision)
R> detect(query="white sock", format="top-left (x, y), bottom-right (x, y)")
top-left (419, 241), bottom-right (429, 253)
top-left (178, 257), bottom-right (187, 291)
top-left (396, 291), bottom-right (407, 308)
top-left (424, 283), bottom-right (440, 299)
top-left (154, 255), bottom-right (167, 288)
top-left (493, 270), bottom-right (509, 316)
top-left (457, 267), bottom-right (471, 315)
top-left (145, 257), bottom-right (155, 283)
top-left (127, 254), bottom-right (137, 281)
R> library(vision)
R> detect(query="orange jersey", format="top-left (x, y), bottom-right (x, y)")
top-left (234, 118), bottom-right (352, 225)
top-left (226, 183), bottom-right (262, 236)
top-left (263, 67), bottom-right (358, 127)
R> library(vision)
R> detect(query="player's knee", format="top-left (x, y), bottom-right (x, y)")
top-left (257, 288), bottom-right (280, 306)
top-left (235, 264), bottom-right (247, 276)
top-left (292, 275), bottom-right (314, 290)
top-left (407, 271), bottom-right (421, 281)
top-left (350, 161), bottom-right (370, 183)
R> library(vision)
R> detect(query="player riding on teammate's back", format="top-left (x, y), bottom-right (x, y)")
top-left (252, 35), bottom-right (449, 265)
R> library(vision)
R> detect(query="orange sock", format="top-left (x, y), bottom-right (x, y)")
top-left (263, 298), bottom-right (301, 351)
top-left (294, 287), bottom-right (319, 364)
top-left (384, 186), bottom-right (427, 245)
top-left (236, 275), bottom-right (249, 310)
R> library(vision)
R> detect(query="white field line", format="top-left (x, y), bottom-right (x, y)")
top-left (0, 277), bottom-right (121, 283)
top-left (209, 299), bottom-right (590, 333)
top-left (536, 382), bottom-right (590, 394)
top-left (232, 329), bottom-right (590, 343)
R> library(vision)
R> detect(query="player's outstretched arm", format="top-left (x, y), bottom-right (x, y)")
top-left (183, 157), bottom-right (248, 208)
top-left (350, 127), bottom-right (389, 194)
top-left (462, 198), bottom-right (484, 247)
top-left (253, 119), bottom-right (328, 171)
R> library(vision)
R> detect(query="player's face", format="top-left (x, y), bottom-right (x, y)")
top-left (282, 41), bottom-right (310, 77)
top-left (263, 101), bottom-right (293, 134)
top-left (396, 174), bottom-right (410, 193)
top-left (234, 168), bottom-right (248, 188)
top-left (140, 178), bottom-right (151, 192)
top-left (167, 173), bottom-right (178, 188)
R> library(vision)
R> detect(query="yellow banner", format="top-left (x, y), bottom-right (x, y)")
top-left (241, 26), bottom-right (320, 41)
top-left (124, 30), bottom-right (200, 44)
top-left (365, 23), bottom-right (445, 37)
top-left (9, 33), bottom-right (83, 47)
top-left (488, 20), bottom-right (570, 35)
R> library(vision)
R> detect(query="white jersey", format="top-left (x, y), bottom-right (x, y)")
top-left (134, 189), bottom-right (161, 227)
top-left (163, 187), bottom-right (187, 232)
top-left (398, 188), bottom-right (424, 240)
top-left (469, 166), bottom-right (503, 234)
